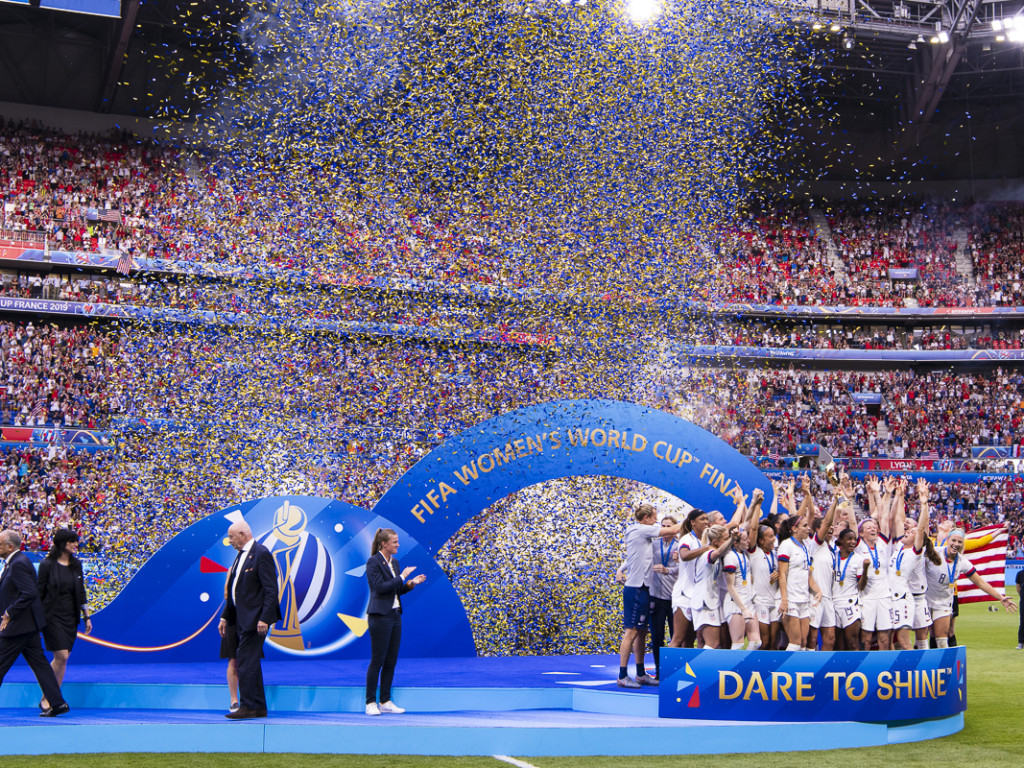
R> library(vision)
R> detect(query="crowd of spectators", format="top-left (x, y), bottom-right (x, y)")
top-left (0, 320), bottom-right (117, 427)
top-left (666, 366), bottom-right (1024, 462)
top-left (968, 204), bottom-right (1024, 305)
top-left (6, 120), bottom-right (1024, 310)
top-left (695, 319), bottom-right (1024, 351)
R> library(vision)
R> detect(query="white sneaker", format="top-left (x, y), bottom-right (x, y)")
top-left (379, 701), bottom-right (405, 714)
top-left (365, 702), bottom-right (381, 716)
top-left (616, 676), bottom-right (641, 689)
top-left (1017, 643), bottom-right (1023, 650)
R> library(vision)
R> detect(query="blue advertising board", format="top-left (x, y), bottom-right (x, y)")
top-left (660, 647), bottom-right (967, 722)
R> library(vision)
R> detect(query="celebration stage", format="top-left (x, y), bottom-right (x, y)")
top-left (0, 653), bottom-right (963, 756)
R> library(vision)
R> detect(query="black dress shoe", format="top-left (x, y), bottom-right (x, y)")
top-left (39, 702), bottom-right (70, 717)
top-left (225, 707), bottom-right (267, 719)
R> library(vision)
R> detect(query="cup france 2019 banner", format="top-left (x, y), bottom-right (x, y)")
top-left (659, 648), bottom-right (967, 722)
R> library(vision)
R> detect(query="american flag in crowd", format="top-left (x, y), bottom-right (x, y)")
top-left (116, 250), bottom-right (135, 275)
top-left (86, 207), bottom-right (122, 224)
top-left (957, 524), bottom-right (1009, 603)
top-left (923, 449), bottom-right (940, 460)
top-left (30, 399), bottom-right (47, 421)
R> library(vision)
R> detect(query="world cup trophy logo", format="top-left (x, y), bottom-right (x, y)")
top-left (259, 501), bottom-right (335, 652)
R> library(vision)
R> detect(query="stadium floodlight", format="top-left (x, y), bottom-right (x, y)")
top-left (841, 33), bottom-right (855, 50)
top-left (937, 30), bottom-right (949, 43)
top-left (829, 22), bottom-right (841, 33)
top-left (812, 22), bottom-right (823, 31)
top-left (991, 20), bottom-right (1003, 32)
top-left (908, 40), bottom-right (917, 50)
top-left (625, 0), bottom-right (662, 25)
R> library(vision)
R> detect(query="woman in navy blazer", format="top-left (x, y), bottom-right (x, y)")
top-left (364, 527), bottom-right (425, 715)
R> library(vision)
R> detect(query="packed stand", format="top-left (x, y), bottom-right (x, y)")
top-left (0, 320), bottom-right (119, 428)
top-left (664, 367), bottom-right (1024, 461)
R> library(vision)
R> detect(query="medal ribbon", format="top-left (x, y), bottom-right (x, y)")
top-left (660, 538), bottom-right (675, 568)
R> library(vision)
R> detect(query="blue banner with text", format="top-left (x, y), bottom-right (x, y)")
top-left (659, 647), bottom-right (967, 722)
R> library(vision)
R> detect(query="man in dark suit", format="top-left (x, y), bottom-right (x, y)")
top-left (218, 520), bottom-right (281, 719)
top-left (0, 529), bottom-right (69, 716)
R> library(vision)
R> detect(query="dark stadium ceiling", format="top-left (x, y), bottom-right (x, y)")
top-left (0, 0), bottom-right (1022, 179)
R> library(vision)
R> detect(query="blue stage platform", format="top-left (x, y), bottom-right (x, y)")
top-left (0, 655), bottom-right (963, 756)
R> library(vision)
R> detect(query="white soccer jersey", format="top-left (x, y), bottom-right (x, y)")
top-left (907, 545), bottom-right (928, 595)
top-left (723, 548), bottom-right (754, 609)
top-left (925, 547), bottom-right (976, 605)
top-left (692, 549), bottom-right (726, 612)
top-left (749, 545), bottom-right (779, 607)
top-left (778, 536), bottom-right (813, 603)
top-left (887, 544), bottom-right (922, 599)
top-left (809, 534), bottom-right (836, 600)
top-left (832, 552), bottom-right (866, 603)
top-left (855, 537), bottom-right (891, 599)
top-left (672, 530), bottom-right (703, 599)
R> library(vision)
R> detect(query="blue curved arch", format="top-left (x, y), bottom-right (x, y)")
top-left (372, 399), bottom-right (773, 555)
top-left (78, 400), bottom-right (770, 662)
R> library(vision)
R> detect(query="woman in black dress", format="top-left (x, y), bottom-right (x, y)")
top-left (37, 528), bottom-right (91, 710)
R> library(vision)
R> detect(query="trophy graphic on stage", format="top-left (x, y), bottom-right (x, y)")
top-left (267, 500), bottom-right (309, 651)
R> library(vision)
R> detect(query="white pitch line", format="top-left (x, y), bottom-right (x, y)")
top-left (493, 755), bottom-right (541, 768)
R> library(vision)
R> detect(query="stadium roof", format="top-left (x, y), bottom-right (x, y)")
top-left (0, 0), bottom-right (1021, 179)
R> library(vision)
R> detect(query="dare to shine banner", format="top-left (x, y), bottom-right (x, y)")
top-left (659, 647), bottom-right (966, 722)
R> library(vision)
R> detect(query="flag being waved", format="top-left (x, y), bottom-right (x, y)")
top-left (958, 524), bottom-right (1009, 603)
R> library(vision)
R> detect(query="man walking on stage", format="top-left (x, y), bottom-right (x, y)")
top-left (0, 529), bottom-right (69, 716)
top-left (219, 520), bottom-right (281, 719)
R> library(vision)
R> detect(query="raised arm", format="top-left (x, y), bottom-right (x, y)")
top-left (781, 476), bottom-right (798, 516)
top-left (817, 483), bottom-right (841, 543)
top-left (726, 488), bottom-right (747, 530)
top-left (914, 479), bottom-right (930, 551)
top-left (877, 475), bottom-right (896, 538)
top-left (708, 531), bottom-right (736, 564)
top-left (844, 478), bottom-right (859, 533)
top-left (890, 477), bottom-right (908, 540)
top-left (866, 475), bottom-right (881, 522)
top-left (746, 488), bottom-right (765, 536)
top-left (798, 474), bottom-right (816, 528)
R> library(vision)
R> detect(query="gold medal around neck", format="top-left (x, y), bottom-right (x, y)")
top-left (896, 570), bottom-right (901, 576)
top-left (742, 579), bottom-right (747, 585)
top-left (838, 580), bottom-right (844, 586)
top-left (874, 568), bottom-right (880, 575)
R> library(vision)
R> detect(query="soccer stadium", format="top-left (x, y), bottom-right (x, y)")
top-left (0, 0), bottom-right (1022, 765)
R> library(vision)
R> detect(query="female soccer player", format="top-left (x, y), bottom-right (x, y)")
top-left (722, 488), bottom-right (764, 649)
top-left (690, 524), bottom-right (739, 649)
top-left (668, 508), bottom-right (710, 648)
top-left (926, 528), bottom-right (1018, 646)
